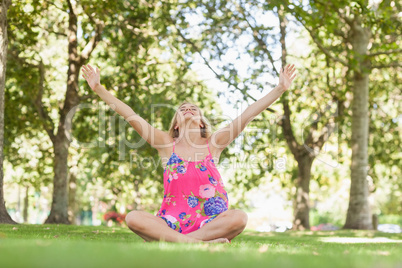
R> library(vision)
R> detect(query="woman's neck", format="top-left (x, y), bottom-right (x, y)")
top-left (175, 130), bottom-right (204, 148)
top-left (176, 120), bottom-right (205, 146)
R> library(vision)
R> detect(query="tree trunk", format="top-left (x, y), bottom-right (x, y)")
top-left (0, 0), bottom-right (16, 224)
top-left (344, 19), bottom-right (372, 229)
top-left (293, 155), bottom-right (313, 230)
top-left (23, 186), bottom-right (29, 223)
top-left (44, 0), bottom-right (83, 224)
top-left (45, 137), bottom-right (71, 223)
top-left (278, 6), bottom-right (315, 230)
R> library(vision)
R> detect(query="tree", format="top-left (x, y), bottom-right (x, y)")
top-left (367, 66), bottom-right (401, 217)
top-left (287, 0), bottom-right (401, 229)
top-left (7, 0), bottom-right (106, 223)
top-left (74, 0), bottom-right (220, 214)
top-left (172, 0), bottom-right (341, 229)
top-left (5, 0), bottom-right (221, 223)
top-left (4, 0), bottom-right (55, 224)
top-left (276, 4), bottom-right (342, 230)
top-left (0, 0), bottom-right (16, 224)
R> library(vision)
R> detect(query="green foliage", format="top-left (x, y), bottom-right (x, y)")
top-left (3, 0), bottom-right (400, 220)
top-left (172, 1), bottom-right (348, 208)
top-left (378, 215), bottom-right (402, 226)
top-left (367, 67), bottom-right (401, 214)
top-left (4, 1), bottom-right (54, 189)
top-left (310, 209), bottom-right (345, 227)
top-left (71, 1), bottom-right (219, 211)
top-left (4, 0), bottom-right (220, 214)
top-left (286, 0), bottom-right (401, 216)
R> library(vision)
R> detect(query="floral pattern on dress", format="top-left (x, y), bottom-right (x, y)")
top-left (194, 190), bottom-right (228, 218)
top-left (157, 140), bottom-right (229, 234)
top-left (203, 197), bottom-right (227, 216)
top-left (164, 154), bottom-right (190, 181)
top-left (176, 165), bottom-right (187, 174)
top-left (163, 192), bottom-right (175, 205)
top-left (168, 173), bottom-right (178, 183)
top-left (161, 215), bottom-right (182, 233)
top-left (208, 175), bottom-right (218, 186)
top-left (200, 215), bottom-right (217, 228)
top-left (187, 195), bottom-right (199, 208)
top-left (167, 153), bottom-right (182, 165)
top-left (199, 184), bottom-right (216, 199)
top-left (196, 163), bottom-right (207, 171)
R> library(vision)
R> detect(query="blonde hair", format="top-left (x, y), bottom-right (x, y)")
top-left (168, 101), bottom-right (211, 138)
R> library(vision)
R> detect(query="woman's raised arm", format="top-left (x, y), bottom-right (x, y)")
top-left (210, 64), bottom-right (296, 151)
top-left (81, 64), bottom-right (172, 150)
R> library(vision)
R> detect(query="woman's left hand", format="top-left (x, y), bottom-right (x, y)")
top-left (278, 64), bottom-right (296, 92)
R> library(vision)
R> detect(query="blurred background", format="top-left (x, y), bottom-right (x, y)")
top-left (1, 0), bottom-right (400, 233)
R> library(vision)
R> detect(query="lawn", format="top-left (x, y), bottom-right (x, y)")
top-left (0, 224), bottom-right (401, 268)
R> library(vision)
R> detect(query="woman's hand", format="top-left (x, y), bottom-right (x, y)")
top-left (82, 64), bottom-right (101, 91)
top-left (278, 64), bottom-right (296, 92)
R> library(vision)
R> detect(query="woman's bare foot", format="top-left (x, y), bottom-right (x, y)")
top-left (204, 238), bottom-right (230, 243)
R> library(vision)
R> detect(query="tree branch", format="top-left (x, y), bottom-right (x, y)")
top-left (79, 10), bottom-right (104, 64)
top-left (303, 115), bottom-right (319, 149)
top-left (170, 16), bottom-right (275, 112)
top-left (303, 55), bottom-right (344, 156)
top-left (304, 55), bottom-right (330, 148)
top-left (280, 95), bottom-right (301, 156)
top-left (66, 0), bottom-right (77, 17)
top-left (368, 49), bottom-right (402, 57)
top-left (49, 30), bottom-right (67, 37)
top-left (286, 1), bottom-right (348, 66)
top-left (307, 120), bottom-right (337, 154)
top-left (315, 0), bottom-right (353, 26)
top-left (239, 7), bottom-right (279, 76)
top-left (371, 62), bottom-right (402, 69)
top-left (35, 61), bottom-right (56, 143)
top-left (277, 5), bottom-right (302, 156)
top-left (302, 22), bottom-right (348, 66)
top-left (312, 83), bottom-right (344, 152)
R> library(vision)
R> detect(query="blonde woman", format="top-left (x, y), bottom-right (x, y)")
top-left (82, 64), bottom-right (296, 243)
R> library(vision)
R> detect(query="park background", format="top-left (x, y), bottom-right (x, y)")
top-left (0, 0), bottom-right (401, 235)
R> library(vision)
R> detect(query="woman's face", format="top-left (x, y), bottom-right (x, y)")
top-left (177, 103), bottom-right (202, 124)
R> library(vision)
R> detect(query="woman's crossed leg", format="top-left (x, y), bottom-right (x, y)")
top-left (186, 209), bottom-right (248, 241)
top-left (125, 209), bottom-right (247, 243)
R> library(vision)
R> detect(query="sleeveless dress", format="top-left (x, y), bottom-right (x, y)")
top-left (156, 139), bottom-right (229, 234)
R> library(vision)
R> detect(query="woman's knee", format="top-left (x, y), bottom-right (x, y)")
top-left (236, 210), bottom-right (248, 228)
top-left (125, 210), bottom-right (147, 231)
top-left (230, 210), bottom-right (248, 230)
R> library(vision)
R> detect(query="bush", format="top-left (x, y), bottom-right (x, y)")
top-left (378, 214), bottom-right (402, 226)
top-left (103, 211), bottom-right (126, 224)
top-left (310, 209), bottom-right (345, 227)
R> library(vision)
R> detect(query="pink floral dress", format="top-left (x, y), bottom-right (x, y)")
top-left (157, 139), bottom-right (229, 234)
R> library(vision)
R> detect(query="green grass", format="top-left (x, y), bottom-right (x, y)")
top-left (0, 224), bottom-right (401, 268)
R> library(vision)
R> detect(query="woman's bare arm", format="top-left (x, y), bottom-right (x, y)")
top-left (210, 64), bottom-right (296, 151)
top-left (81, 64), bottom-right (172, 149)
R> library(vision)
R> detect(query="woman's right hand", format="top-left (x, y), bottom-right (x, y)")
top-left (82, 64), bottom-right (101, 91)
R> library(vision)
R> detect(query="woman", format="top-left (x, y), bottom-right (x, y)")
top-left (82, 64), bottom-right (296, 243)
